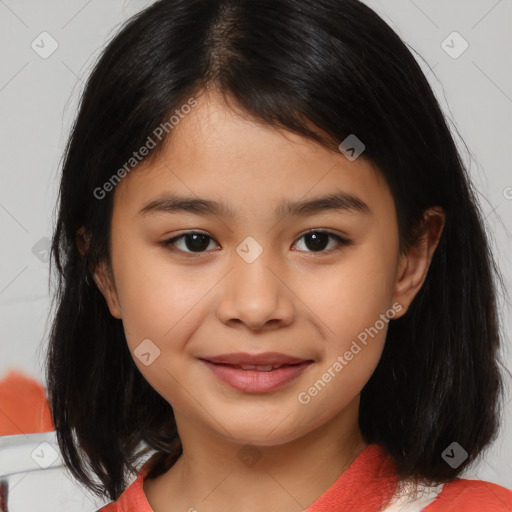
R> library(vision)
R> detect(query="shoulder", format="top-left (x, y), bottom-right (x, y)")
top-left (425, 478), bottom-right (512, 511)
top-left (96, 454), bottom-right (159, 512)
top-left (96, 475), bottom-right (150, 512)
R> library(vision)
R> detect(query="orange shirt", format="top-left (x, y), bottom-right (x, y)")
top-left (97, 444), bottom-right (512, 511)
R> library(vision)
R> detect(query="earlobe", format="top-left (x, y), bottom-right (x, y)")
top-left (392, 207), bottom-right (445, 318)
top-left (93, 260), bottom-right (123, 320)
top-left (76, 226), bottom-right (122, 319)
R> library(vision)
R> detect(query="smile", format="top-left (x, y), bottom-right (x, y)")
top-left (200, 360), bottom-right (313, 393)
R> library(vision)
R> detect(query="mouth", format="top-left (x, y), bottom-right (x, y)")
top-left (202, 361), bottom-right (305, 372)
top-left (200, 351), bottom-right (311, 367)
top-left (199, 353), bottom-right (313, 393)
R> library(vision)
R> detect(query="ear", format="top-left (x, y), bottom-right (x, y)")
top-left (75, 225), bottom-right (122, 319)
top-left (391, 207), bottom-right (445, 319)
top-left (76, 226), bottom-right (91, 256)
top-left (93, 260), bottom-right (123, 319)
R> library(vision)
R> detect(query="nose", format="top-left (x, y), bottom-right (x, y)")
top-left (216, 245), bottom-right (295, 331)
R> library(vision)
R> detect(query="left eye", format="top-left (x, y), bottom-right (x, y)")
top-left (162, 230), bottom-right (351, 254)
top-left (293, 230), bottom-right (351, 253)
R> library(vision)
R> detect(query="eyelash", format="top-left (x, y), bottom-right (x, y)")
top-left (161, 229), bottom-right (352, 256)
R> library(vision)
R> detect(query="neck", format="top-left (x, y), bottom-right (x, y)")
top-left (144, 397), bottom-right (368, 512)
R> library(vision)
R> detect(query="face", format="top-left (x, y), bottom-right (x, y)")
top-left (91, 90), bottom-right (442, 447)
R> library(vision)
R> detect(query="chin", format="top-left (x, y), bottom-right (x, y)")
top-left (216, 418), bottom-right (309, 448)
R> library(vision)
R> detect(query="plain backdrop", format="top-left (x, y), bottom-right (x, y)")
top-left (0, 0), bottom-right (511, 498)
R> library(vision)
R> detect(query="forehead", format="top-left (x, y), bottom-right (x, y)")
top-left (113, 91), bottom-right (393, 219)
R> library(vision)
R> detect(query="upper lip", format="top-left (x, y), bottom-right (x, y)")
top-left (200, 352), bottom-right (311, 366)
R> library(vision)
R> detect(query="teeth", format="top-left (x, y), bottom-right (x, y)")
top-left (239, 364), bottom-right (284, 371)
top-left (256, 365), bottom-right (274, 371)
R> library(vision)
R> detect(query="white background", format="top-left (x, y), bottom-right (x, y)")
top-left (0, 0), bottom-right (511, 506)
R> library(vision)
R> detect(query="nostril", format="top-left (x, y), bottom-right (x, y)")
top-left (0, 478), bottom-right (8, 512)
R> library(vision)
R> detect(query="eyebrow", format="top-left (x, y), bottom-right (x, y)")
top-left (139, 190), bottom-right (371, 218)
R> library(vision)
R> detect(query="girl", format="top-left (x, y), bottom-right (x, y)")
top-left (45, 0), bottom-right (512, 511)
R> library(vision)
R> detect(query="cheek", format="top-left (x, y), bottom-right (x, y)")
top-left (296, 244), bottom-right (398, 345)
top-left (113, 247), bottom-right (211, 345)
top-left (294, 313), bottom-right (386, 432)
top-left (112, 248), bottom-right (206, 409)
top-left (290, 240), bottom-right (397, 404)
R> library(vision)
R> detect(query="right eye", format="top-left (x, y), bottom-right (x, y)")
top-left (161, 231), bottom-right (220, 254)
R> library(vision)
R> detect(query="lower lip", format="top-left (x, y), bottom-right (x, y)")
top-left (201, 360), bottom-right (312, 393)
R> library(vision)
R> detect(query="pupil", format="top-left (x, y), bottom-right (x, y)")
top-left (305, 232), bottom-right (328, 252)
top-left (186, 234), bottom-right (210, 252)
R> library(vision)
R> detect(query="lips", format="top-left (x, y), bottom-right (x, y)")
top-left (208, 362), bottom-right (299, 372)
top-left (199, 352), bottom-right (313, 393)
